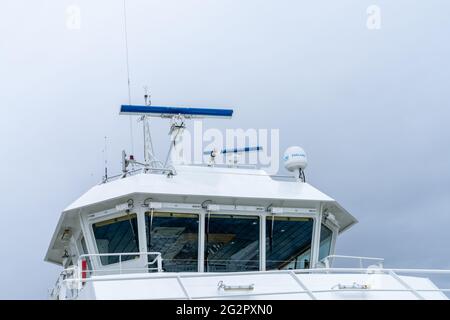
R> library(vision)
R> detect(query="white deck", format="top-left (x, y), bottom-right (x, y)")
top-left (54, 268), bottom-right (448, 300)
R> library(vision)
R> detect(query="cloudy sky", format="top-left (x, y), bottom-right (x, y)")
top-left (1, 1), bottom-right (449, 299)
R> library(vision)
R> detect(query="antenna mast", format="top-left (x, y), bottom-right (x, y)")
top-left (119, 104), bottom-right (233, 176)
top-left (122, 0), bottom-right (134, 157)
top-left (141, 88), bottom-right (161, 169)
top-left (103, 136), bottom-right (108, 182)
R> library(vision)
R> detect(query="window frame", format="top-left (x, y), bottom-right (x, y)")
top-left (320, 218), bottom-right (339, 262)
top-left (143, 206), bottom-right (203, 271)
top-left (317, 222), bottom-right (334, 262)
top-left (88, 210), bottom-right (142, 267)
top-left (204, 213), bottom-right (261, 272)
top-left (81, 201), bottom-right (332, 273)
top-left (264, 214), bottom-right (315, 270)
top-left (145, 210), bottom-right (201, 272)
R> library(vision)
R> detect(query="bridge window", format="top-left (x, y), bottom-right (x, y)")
top-left (92, 213), bottom-right (139, 265)
top-left (266, 216), bottom-right (314, 270)
top-left (205, 215), bottom-right (259, 272)
top-left (146, 212), bottom-right (199, 272)
top-left (318, 224), bottom-right (333, 261)
top-left (79, 235), bottom-right (92, 273)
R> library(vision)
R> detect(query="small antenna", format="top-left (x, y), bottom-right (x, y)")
top-left (203, 146), bottom-right (263, 166)
top-left (103, 136), bottom-right (108, 182)
top-left (143, 86), bottom-right (151, 106)
top-left (121, 150), bottom-right (128, 176)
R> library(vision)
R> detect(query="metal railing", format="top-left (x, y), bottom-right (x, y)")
top-left (101, 166), bottom-right (175, 184)
top-left (78, 252), bottom-right (162, 277)
top-left (51, 254), bottom-right (450, 300)
top-left (50, 252), bottom-right (164, 299)
top-left (56, 266), bottom-right (450, 300)
top-left (49, 266), bottom-right (77, 300)
top-left (100, 163), bottom-right (297, 184)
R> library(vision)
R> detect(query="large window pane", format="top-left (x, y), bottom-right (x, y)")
top-left (146, 212), bottom-right (199, 272)
top-left (266, 217), bottom-right (313, 270)
top-left (205, 215), bottom-right (259, 272)
top-left (318, 224), bottom-right (333, 261)
top-left (92, 214), bottom-right (139, 265)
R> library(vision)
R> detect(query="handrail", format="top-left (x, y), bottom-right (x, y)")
top-left (289, 271), bottom-right (317, 300)
top-left (101, 167), bottom-right (175, 184)
top-left (56, 266), bottom-right (450, 300)
top-left (77, 252), bottom-right (163, 278)
top-left (53, 253), bottom-right (450, 300)
top-left (64, 266), bottom-right (450, 280)
top-left (388, 270), bottom-right (424, 300)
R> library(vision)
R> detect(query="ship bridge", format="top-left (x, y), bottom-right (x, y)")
top-left (45, 164), bottom-right (356, 275)
top-left (45, 104), bottom-right (450, 300)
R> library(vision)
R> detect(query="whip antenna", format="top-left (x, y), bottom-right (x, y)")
top-left (123, 0), bottom-right (134, 156)
top-left (103, 136), bottom-right (108, 182)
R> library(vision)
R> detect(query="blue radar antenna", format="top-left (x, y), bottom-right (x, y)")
top-left (119, 103), bottom-right (234, 177)
top-left (120, 105), bottom-right (233, 119)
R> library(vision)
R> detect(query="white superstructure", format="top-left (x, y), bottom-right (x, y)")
top-left (45, 103), bottom-right (450, 300)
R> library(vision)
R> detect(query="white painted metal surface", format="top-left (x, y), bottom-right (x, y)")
top-left (65, 166), bottom-right (336, 212)
top-left (45, 162), bottom-right (450, 300)
top-left (51, 266), bottom-right (449, 300)
top-left (45, 164), bottom-right (356, 265)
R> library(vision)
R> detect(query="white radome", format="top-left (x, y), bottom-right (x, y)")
top-left (283, 146), bottom-right (308, 172)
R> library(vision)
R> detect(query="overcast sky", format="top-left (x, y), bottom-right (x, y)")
top-left (1, 1), bottom-right (449, 299)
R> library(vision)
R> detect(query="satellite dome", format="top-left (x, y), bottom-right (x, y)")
top-left (283, 146), bottom-right (308, 172)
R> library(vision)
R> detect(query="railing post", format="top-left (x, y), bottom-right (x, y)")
top-left (157, 254), bottom-right (162, 272)
top-left (119, 254), bottom-right (122, 274)
top-left (290, 271), bottom-right (317, 300)
top-left (77, 257), bottom-right (82, 284)
top-left (176, 275), bottom-right (190, 299)
top-left (388, 270), bottom-right (425, 300)
top-left (324, 257), bottom-right (330, 269)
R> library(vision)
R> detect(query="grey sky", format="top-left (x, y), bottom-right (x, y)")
top-left (1, 1), bottom-right (449, 298)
